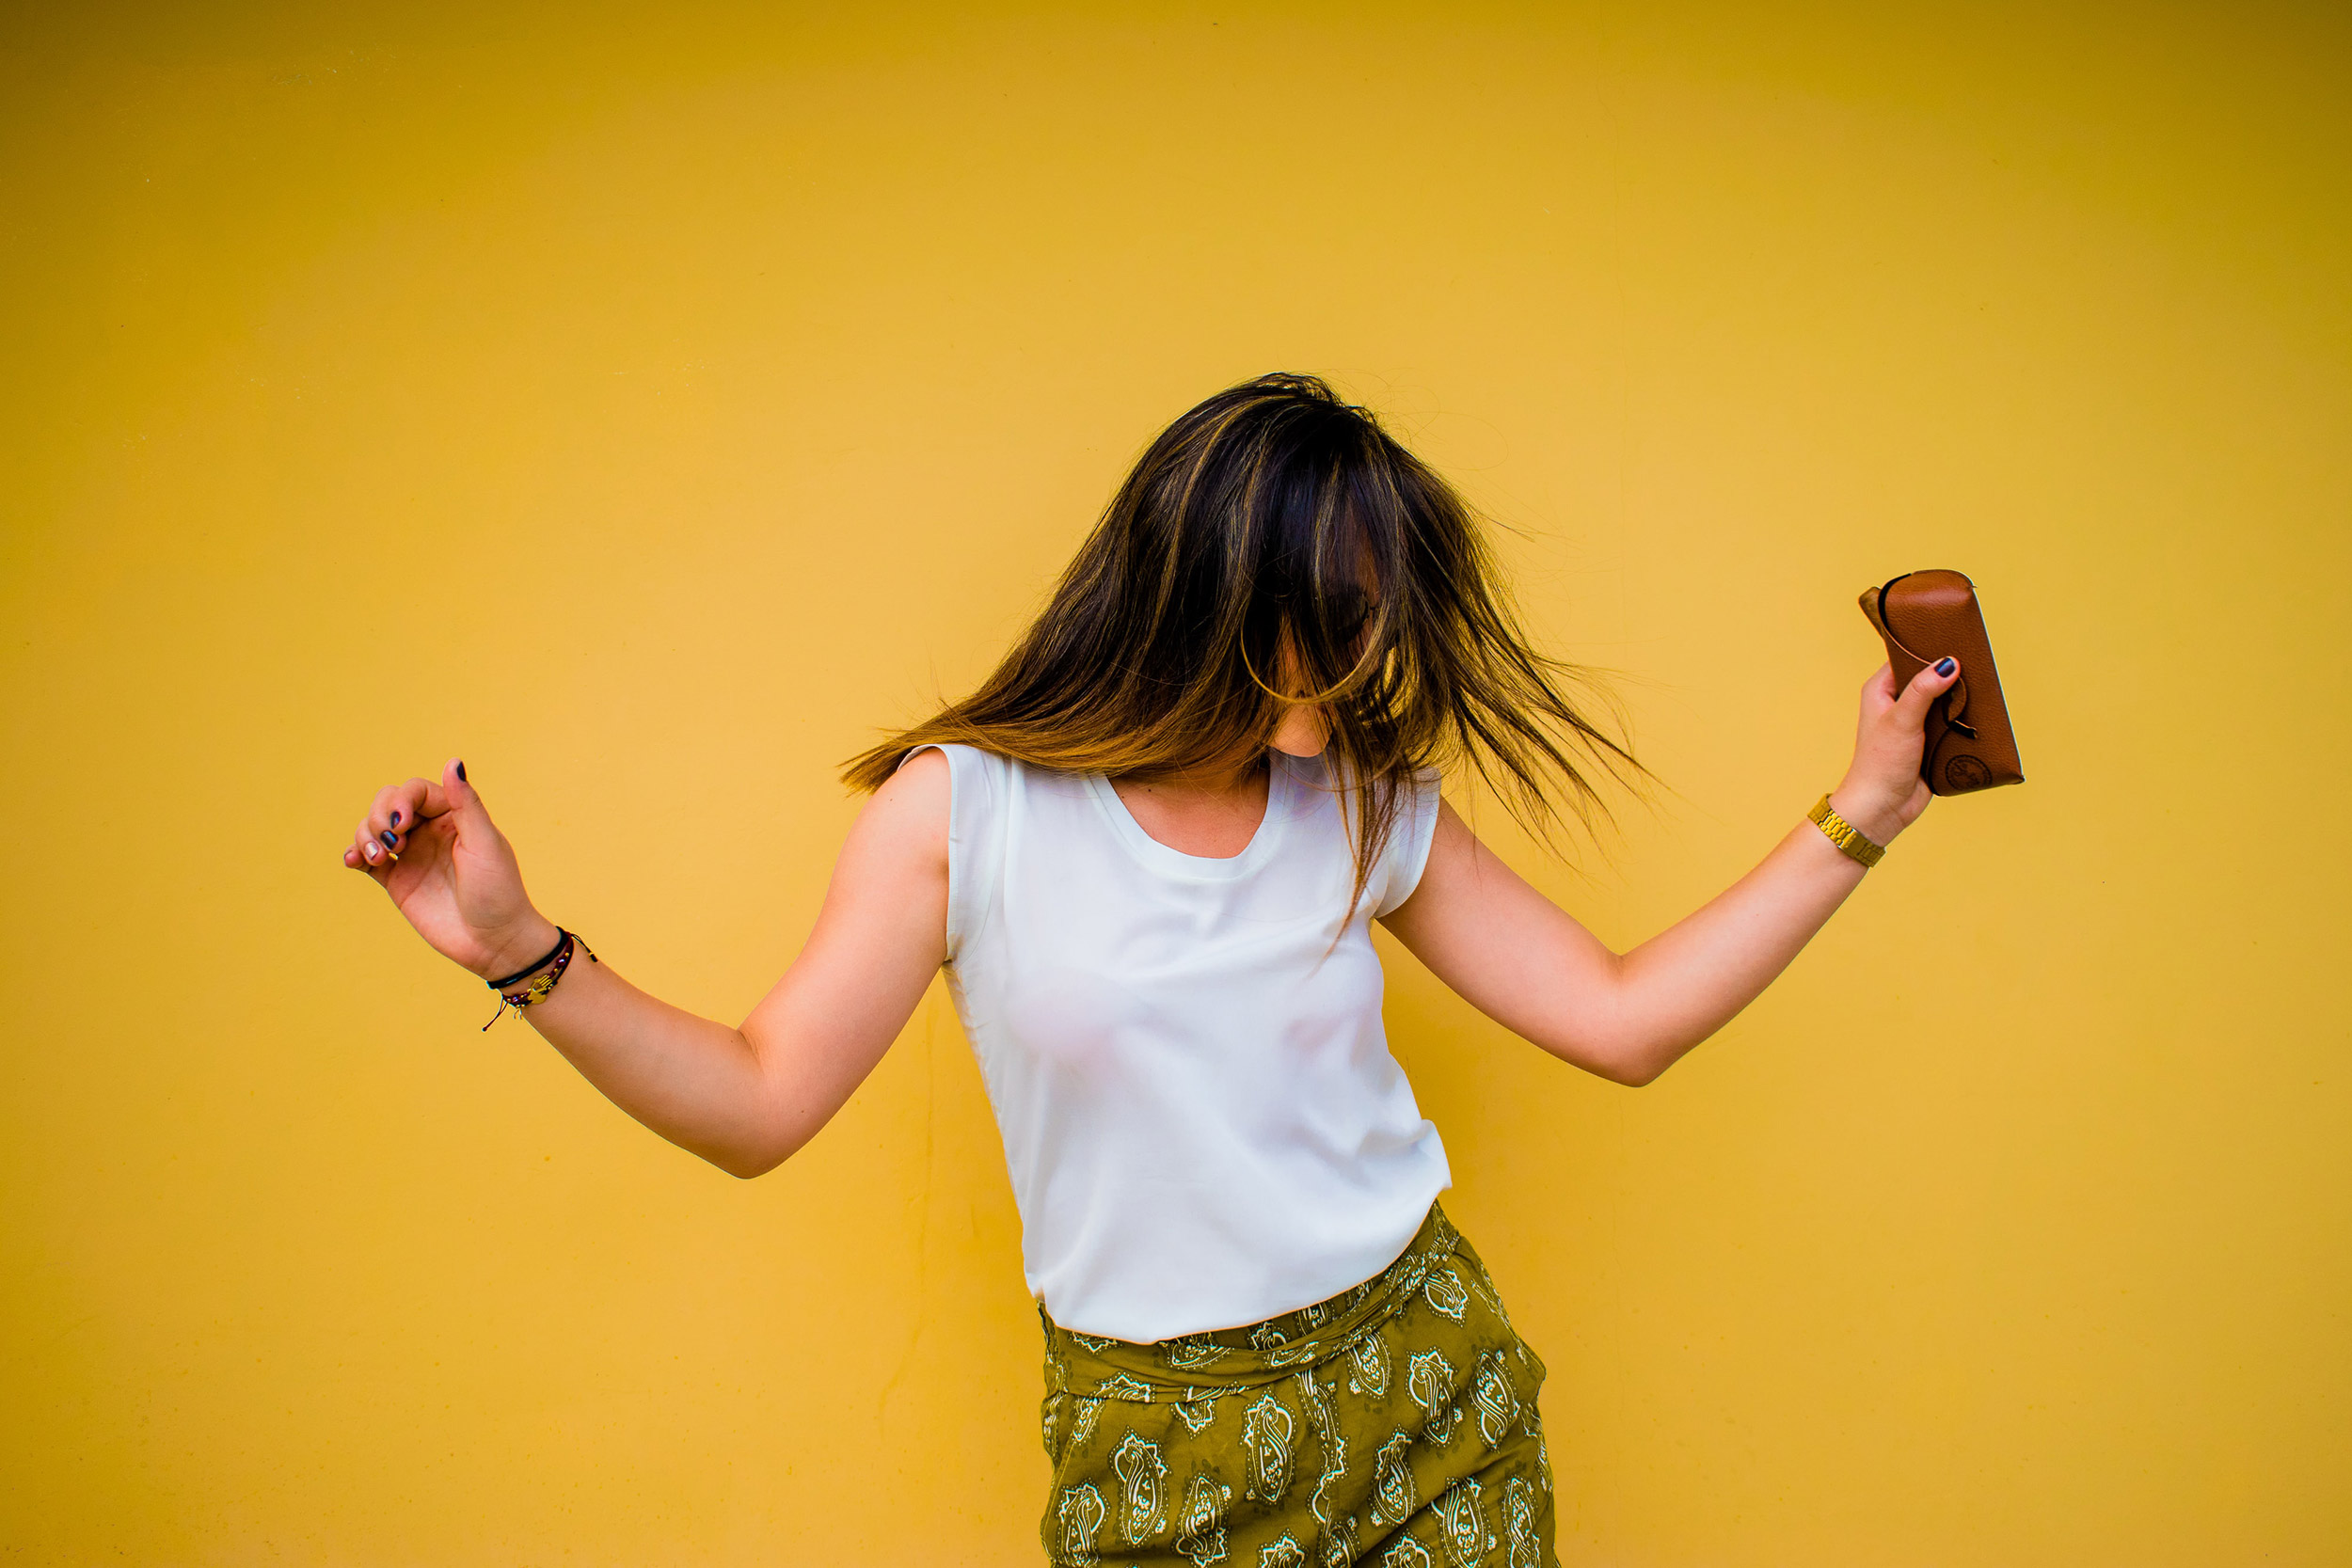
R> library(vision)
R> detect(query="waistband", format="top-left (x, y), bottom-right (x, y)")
top-left (1041, 1202), bottom-right (1463, 1402)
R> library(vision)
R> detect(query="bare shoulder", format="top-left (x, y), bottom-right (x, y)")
top-left (880, 743), bottom-right (951, 799)
top-left (842, 746), bottom-right (950, 873)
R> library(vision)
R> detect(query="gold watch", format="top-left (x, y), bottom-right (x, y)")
top-left (1807, 794), bottom-right (1886, 868)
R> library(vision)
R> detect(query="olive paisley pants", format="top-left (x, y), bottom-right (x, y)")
top-left (1038, 1205), bottom-right (1556, 1567)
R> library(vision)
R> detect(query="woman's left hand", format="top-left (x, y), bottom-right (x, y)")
top-left (1829, 658), bottom-right (1962, 846)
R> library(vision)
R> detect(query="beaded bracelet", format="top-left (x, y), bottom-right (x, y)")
top-left (482, 928), bottom-right (597, 1031)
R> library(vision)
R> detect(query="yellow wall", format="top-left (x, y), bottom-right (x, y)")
top-left (5, 3), bottom-right (2347, 1561)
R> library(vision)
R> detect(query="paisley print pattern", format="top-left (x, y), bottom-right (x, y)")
top-left (1176, 1395), bottom-right (1222, 1435)
top-left (1433, 1478), bottom-right (1488, 1568)
top-left (1114, 1431), bottom-right (1171, 1544)
top-left (1366, 1430), bottom-right (1418, 1528)
top-left (1471, 1353), bottom-right (1519, 1449)
top-left (1176, 1472), bottom-right (1235, 1567)
top-left (1167, 1337), bottom-right (1234, 1371)
top-left (1346, 1330), bottom-right (1391, 1398)
top-left (1320, 1513), bottom-right (1361, 1568)
top-left (1501, 1477), bottom-right (1540, 1568)
top-left (1380, 1538), bottom-right (1435, 1568)
top-left (1057, 1481), bottom-right (1108, 1564)
top-left (1422, 1266), bottom-right (1470, 1322)
top-left (1295, 1367), bottom-right (1348, 1531)
top-left (1039, 1204), bottom-right (1554, 1565)
top-left (1241, 1392), bottom-right (1297, 1501)
top-left (1405, 1349), bottom-right (1462, 1448)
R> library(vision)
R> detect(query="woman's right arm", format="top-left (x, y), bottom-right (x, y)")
top-left (342, 751), bottom-right (950, 1178)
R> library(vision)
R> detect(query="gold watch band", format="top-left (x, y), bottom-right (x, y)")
top-left (1807, 794), bottom-right (1886, 868)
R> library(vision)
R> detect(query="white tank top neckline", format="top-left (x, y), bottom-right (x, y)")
top-left (1082, 762), bottom-right (1289, 877)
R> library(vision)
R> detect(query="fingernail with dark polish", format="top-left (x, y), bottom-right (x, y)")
top-left (381, 830), bottom-right (398, 848)
top-left (389, 810), bottom-right (401, 828)
top-left (456, 760), bottom-right (468, 783)
top-left (1935, 657), bottom-right (1956, 676)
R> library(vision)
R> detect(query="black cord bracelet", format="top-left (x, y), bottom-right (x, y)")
top-left (481, 929), bottom-right (597, 1031)
top-left (485, 928), bottom-right (569, 990)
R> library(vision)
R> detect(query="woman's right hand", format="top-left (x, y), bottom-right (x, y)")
top-left (342, 758), bottom-right (560, 981)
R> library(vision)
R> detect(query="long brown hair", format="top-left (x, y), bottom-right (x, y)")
top-left (843, 372), bottom-right (1641, 911)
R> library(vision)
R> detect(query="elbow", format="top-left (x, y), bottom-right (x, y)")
top-left (1600, 1030), bottom-right (1712, 1087)
top-left (710, 1139), bottom-right (795, 1180)
top-left (1600, 1055), bottom-right (1668, 1089)
top-left (705, 1101), bottom-right (813, 1179)
top-left (1539, 1030), bottom-right (1673, 1088)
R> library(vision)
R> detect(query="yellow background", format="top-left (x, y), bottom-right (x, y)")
top-left (5, 3), bottom-right (2347, 1561)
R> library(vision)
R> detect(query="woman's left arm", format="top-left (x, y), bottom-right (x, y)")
top-left (1380, 657), bottom-right (1961, 1086)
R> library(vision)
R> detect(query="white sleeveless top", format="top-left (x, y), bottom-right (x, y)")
top-left (915, 743), bottom-right (1452, 1343)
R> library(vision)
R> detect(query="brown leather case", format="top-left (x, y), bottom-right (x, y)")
top-left (1858, 570), bottom-right (2025, 796)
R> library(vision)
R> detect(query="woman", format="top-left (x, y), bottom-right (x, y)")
top-left (342, 373), bottom-right (1957, 1567)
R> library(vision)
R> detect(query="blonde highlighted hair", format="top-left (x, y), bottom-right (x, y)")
top-left (844, 373), bottom-right (1639, 911)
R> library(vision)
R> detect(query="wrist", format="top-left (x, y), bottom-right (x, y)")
top-left (1826, 782), bottom-right (1904, 849)
top-left (472, 913), bottom-right (564, 984)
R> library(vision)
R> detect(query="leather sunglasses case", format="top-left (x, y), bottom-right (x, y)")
top-left (1858, 570), bottom-right (2025, 796)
